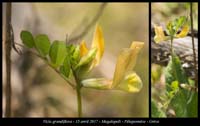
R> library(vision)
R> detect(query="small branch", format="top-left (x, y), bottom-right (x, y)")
top-left (14, 43), bottom-right (76, 89)
top-left (190, 3), bottom-right (198, 87)
top-left (68, 3), bottom-right (107, 44)
top-left (5, 2), bottom-right (12, 117)
top-left (10, 24), bottom-right (22, 55)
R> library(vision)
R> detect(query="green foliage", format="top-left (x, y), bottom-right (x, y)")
top-left (49, 41), bottom-right (67, 68)
top-left (151, 100), bottom-right (166, 117)
top-left (20, 31), bottom-right (35, 48)
top-left (171, 54), bottom-right (188, 84)
top-left (20, 31), bottom-right (70, 79)
top-left (19, 31), bottom-right (97, 81)
top-left (71, 46), bottom-right (80, 68)
top-left (163, 54), bottom-right (197, 117)
top-left (186, 92), bottom-right (198, 117)
top-left (35, 34), bottom-right (51, 57)
top-left (165, 54), bottom-right (188, 88)
top-left (169, 90), bottom-right (188, 117)
top-left (152, 15), bottom-right (197, 118)
top-left (166, 16), bottom-right (188, 38)
top-left (174, 16), bottom-right (187, 32)
top-left (60, 56), bottom-right (71, 78)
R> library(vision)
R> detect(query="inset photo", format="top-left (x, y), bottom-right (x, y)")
top-left (151, 3), bottom-right (198, 117)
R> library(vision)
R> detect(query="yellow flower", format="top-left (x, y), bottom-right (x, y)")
top-left (154, 25), bottom-right (166, 43)
top-left (91, 25), bottom-right (105, 66)
top-left (175, 25), bottom-right (189, 38)
top-left (78, 25), bottom-right (104, 71)
top-left (154, 23), bottom-right (189, 43)
top-left (82, 41), bottom-right (144, 93)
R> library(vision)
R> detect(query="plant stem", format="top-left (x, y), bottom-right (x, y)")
top-left (190, 2), bottom-right (198, 87)
top-left (72, 69), bottom-right (82, 117)
top-left (5, 2), bottom-right (12, 117)
top-left (170, 37), bottom-right (173, 56)
top-left (76, 85), bottom-right (82, 117)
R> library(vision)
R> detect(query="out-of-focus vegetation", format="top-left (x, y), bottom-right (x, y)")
top-left (152, 3), bottom-right (198, 29)
top-left (2, 3), bottom-right (148, 117)
top-left (151, 3), bottom-right (198, 118)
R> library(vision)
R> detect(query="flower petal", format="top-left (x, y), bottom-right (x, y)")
top-left (112, 48), bottom-right (132, 88)
top-left (154, 25), bottom-right (166, 43)
top-left (82, 78), bottom-right (112, 90)
top-left (112, 42), bottom-right (144, 88)
top-left (175, 25), bottom-right (189, 38)
top-left (115, 72), bottom-right (143, 93)
top-left (91, 25), bottom-right (105, 66)
top-left (80, 40), bottom-right (88, 57)
top-left (128, 41), bottom-right (144, 71)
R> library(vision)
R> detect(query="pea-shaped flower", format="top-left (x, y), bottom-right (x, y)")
top-left (75, 25), bottom-right (104, 74)
top-left (82, 42), bottom-right (144, 93)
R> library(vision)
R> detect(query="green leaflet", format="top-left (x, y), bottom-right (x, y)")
top-left (49, 41), bottom-right (67, 68)
top-left (166, 16), bottom-right (187, 37)
top-left (169, 89), bottom-right (188, 117)
top-left (151, 100), bottom-right (166, 118)
top-left (174, 16), bottom-right (187, 32)
top-left (70, 45), bottom-right (80, 67)
top-left (171, 54), bottom-right (188, 84)
top-left (60, 56), bottom-right (71, 78)
top-left (20, 31), bottom-right (35, 48)
top-left (165, 54), bottom-right (195, 117)
top-left (165, 54), bottom-right (188, 91)
top-left (35, 34), bottom-right (51, 57)
top-left (186, 92), bottom-right (198, 117)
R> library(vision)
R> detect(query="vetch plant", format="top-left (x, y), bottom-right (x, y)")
top-left (154, 16), bottom-right (189, 54)
top-left (20, 25), bottom-right (144, 117)
top-left (152, 16), bottom-right (197, 117)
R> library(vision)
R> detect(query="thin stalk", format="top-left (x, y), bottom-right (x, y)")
top-left (170, 36), bottom-right (173, 56)
top-left (190, 2), bottom-right (198, 87)
top-left (5, 3), bottom-right (12, 117)
top-left (76, 85), bottom-right (82, 117)
top-left (72, 69), bottom-right (82, 117)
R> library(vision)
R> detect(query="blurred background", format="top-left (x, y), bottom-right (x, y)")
top-left (2, 3), bottom-right (149, 117)
top-left (152, 2), bottom-right (198, 29)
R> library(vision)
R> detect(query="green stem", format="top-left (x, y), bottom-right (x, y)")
top-left (76, 85), bottom-right (82, 117)
top-left (72, 69), bottom-right (82, 117)
top-left (170, 36), bottom-right (173, 56)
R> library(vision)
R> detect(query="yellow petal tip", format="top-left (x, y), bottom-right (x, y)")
top-left (80, 40), bottom-right (88, 57)
top-left (91, 24), bottom-right (105, 66)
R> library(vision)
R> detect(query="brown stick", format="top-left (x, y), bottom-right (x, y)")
top-left (68, 3), bottom-right (107, 44)
top-left (190, 2), bottom-right (198, 87)
top-left (5, 2), bottom-right (12, 117)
